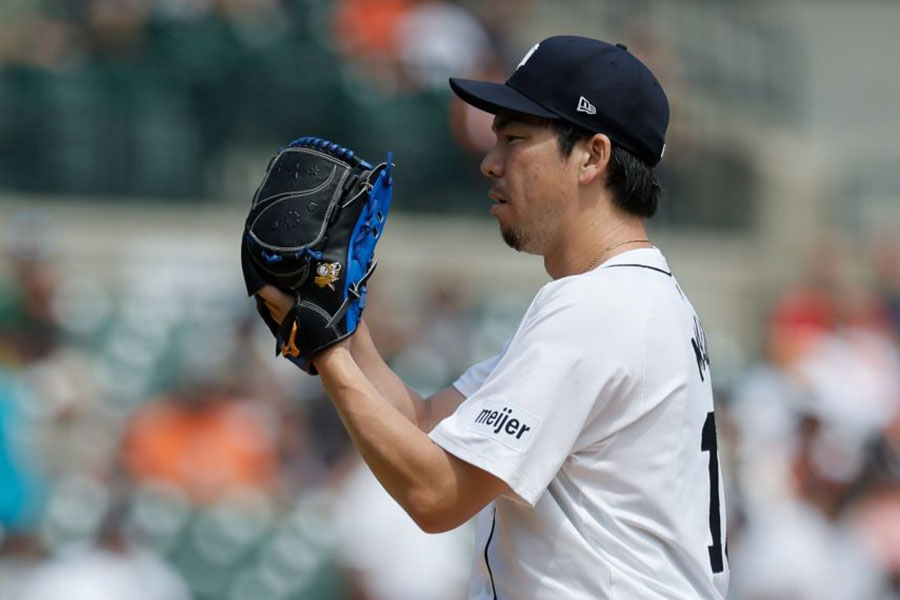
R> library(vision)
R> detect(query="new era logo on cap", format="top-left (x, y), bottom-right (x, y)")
top-left (576, 96), bottom-right (596, 115)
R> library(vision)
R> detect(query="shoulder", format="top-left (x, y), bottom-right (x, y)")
top-left (529, 266), bottom-right (655, 326)
top-left (506, 275), bottom-right (650, 369)
top-left (520, 249), bottom-right (685, 349)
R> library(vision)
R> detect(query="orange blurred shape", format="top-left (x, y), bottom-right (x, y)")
top-left (333, 0), bottom-right (411, 57)
top-left (122, 394), bottom-right (278, 504)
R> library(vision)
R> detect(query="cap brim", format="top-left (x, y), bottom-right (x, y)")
top-left (449, 78), bottom-right (558, 119)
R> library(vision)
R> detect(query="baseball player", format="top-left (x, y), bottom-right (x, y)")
top-left (259, 35), bottom-right (729, 599)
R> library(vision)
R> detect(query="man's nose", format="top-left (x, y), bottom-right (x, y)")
top-left (480, 147), bottom-right (503, 179)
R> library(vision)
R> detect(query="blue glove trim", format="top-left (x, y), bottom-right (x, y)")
top-left (287, 137), bottom-right (373, 170)
top-left (342, 151), bottom-right (393, 333)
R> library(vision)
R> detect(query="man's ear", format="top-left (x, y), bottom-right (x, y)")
top-left (577, 133), bottom-right (612, 186)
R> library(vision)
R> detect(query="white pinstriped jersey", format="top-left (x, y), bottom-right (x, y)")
top-left (429, 248), bottom-right (729, 599)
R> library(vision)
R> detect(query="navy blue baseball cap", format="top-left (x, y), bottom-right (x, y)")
top-left (450, 35), bottom-right (669, 167)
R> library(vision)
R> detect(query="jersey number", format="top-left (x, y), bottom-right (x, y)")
top-left (701, 411), bottom-right (724, 573)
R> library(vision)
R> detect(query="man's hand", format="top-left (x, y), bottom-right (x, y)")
top-left (257, 284), bottom-right (352, 365)
top-left (257, 284), bottom-right (293, 325)
top-left (241, 139), bottom-right (392, 375)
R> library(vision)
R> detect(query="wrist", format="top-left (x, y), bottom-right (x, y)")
top-left (313, 342), bottom-right (354, 372)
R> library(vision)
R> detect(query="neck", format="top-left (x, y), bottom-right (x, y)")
top-left (543, 211), bottom-right (651, 279)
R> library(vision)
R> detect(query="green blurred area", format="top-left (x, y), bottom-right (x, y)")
top-left (0, 3), bottom-right (486, 213)
top-left (0, 0), bottom-right (780, 229)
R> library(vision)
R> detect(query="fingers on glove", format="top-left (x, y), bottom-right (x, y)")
top-left (254, 297), bottom-right (281, 338)
top-left (257, 284), bottom-right (293, 324)
top-left (275, 313), bottom-right (317, 374)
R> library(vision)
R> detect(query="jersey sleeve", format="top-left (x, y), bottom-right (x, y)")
top-left (451, 338), bottom-right (512, 398)
top-left (429, 281), bottom-right (631, 506)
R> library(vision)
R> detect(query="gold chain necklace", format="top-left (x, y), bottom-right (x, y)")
top-left (583, 239), bottom-right (651, 273)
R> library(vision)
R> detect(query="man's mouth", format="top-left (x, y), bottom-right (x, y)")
top-left (489, 190), bottom-right (508, 204)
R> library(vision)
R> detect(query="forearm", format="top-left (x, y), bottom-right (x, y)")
top-left (315, 347), bottom-right (457, 529)
top-left (351, 320), bottom-right (432, 430)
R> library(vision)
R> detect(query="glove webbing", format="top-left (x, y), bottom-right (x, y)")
top-left (327, 259), bottom-right (377, 329)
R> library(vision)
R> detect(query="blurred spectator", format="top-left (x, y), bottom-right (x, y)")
top-left (873, 236), bottom-right (900, 337)
top-left (792, 288), bottom-right (900, 442)
top-left (852, 481), bottom-right (900, 594)
top-left (84, 0), bottom-right (149, 61)
top-left (729, 243), bottom-right (900, 599)
top-left (3, 243), bottom-right (62, 366)
top-left (0, 373), bottom-right (42, 531)
top-left (466, 0), bottom-right (530, 66)
top-left (0, 4), bottom-right (83, 70)
top-left (17, 503), bottom-right (191, 600)
top-left (395, 1), bottom-right (492, 91)
top-left (390, 279), bottom-right (478, 395)
top-left (752, 245), bottom-right (899, 442)
top-left (0, 532), bottom-right (45, 600)
top-left (276, 395), bottom-right (353, 498)
top-left (333, 0), bottom-right (410, 59)
top-left (122, 387), bottom-right (279, 504)
top-left (333, 0), bottom-right (494, 96)
top-left (332, 0), bottom-right (411, 93)
top-left (730, 415), bottom-right (891, 600)
top-left (333, 457), bottom-right (470, 600)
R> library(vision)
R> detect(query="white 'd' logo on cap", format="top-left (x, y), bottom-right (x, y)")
top-left (516, 43), bottom-right (539, 70)
top-left (577, 96), bottom-right (596, 115)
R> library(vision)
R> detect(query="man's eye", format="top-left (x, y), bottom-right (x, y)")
top-left (504, 135), bottom-right (522, 143)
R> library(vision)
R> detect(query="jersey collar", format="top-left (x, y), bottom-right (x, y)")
top-left (594, 246), bottom-right (672, 275)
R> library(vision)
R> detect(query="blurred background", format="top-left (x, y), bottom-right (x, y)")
top-left (0, 0), bottom-right (899, 598)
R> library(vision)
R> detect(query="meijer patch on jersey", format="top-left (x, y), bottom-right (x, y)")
top-left (467, 400), bottom-right (540, 453)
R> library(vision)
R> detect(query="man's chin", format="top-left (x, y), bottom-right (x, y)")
top-left (500, 226), bottom-right (528, 253)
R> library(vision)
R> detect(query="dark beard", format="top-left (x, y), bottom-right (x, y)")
top-left (501, 225), bottom-right (527, 252)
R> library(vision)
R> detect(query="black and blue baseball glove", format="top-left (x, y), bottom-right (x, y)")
top-left (241, 137), bottom-right (393, 373)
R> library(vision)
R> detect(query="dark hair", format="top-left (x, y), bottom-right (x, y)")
top-left (550, 119), bottom-right (661, 219)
